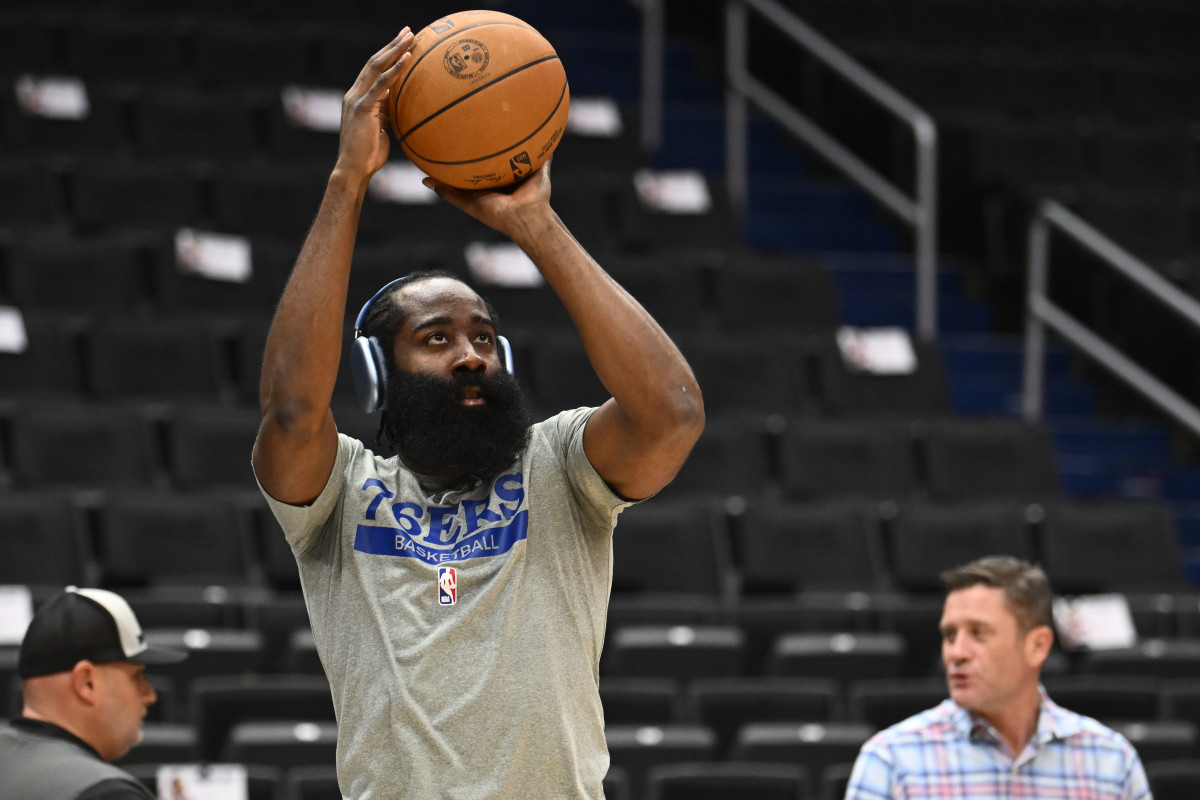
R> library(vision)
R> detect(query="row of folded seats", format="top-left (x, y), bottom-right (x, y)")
top-left (3, 486), bottom-right (1184, 594)
top-left (5, 669), bottom-right (1200, 799)
top-left (0, 405), bottom-right (1072, 500)
top-left (0, 488), bottom-right (1191, 681)
top-left (0, 152), bottom-right (721, 254)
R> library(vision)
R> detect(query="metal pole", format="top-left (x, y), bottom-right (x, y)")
top-left (640, 0), bottom-right (664, 152)
top-left (913, 118), bottom-right (938, 341)
top-left (1022, 208), bottom-right (1051, 421)
top-left (725, 1), bottom-right (749, 214)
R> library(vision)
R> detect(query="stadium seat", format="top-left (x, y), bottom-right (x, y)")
top-left (1110, 721), bottom-right (1198, 763)
top-left (221, 721), bottom-right (338, 770)
top-left (734, 594), bottom-right (878, 675)
top-left (61, 18), bottom-right (189, 85)
top-left (1146, 759), bottom-right (1200, 800)
top-left (83, 317), bottom-right (233, 403)
top-left (605, 724), bottom-right (718, 800)
top-left (6, 236), bottom-right (149, 314)
top-left (812, 335), bottom-right (951, 418)
top-left (711, 258), bottom-right (841, 336)
top-left (0, 312), bottom-right (88, 399)
top-left (730, 721), bottom-right (875, 782)
top-left (149, 236), bottom-right (292, 316)
top-left (95, 491), bottom-right (259, 587)
top-left (735, 499), bottom-right (887, 595)
top-left (846, 678), bottom-right (948, 731)
top-left (166, 405), bottom-right (262, 490)
top-left (0, 492), bottom-right (96, 593)
top-left (676, 334), bottom-right (815, 419)
top-left (190, 674), bottom-right (335, 762)
top-left (609, 500), bottom-right (734, 621)
top-left (652, 416), bottom-right (777, 502)
top-left (778, 418), bottom-right (918, 501)
top-left (1081, 639), bottom-right (1200, 682)
top-left (604, 625), bottom-right (745, 681)
top-left (1037, 501), bottom-right (1187, 593)
top-left (646, 761), bottom-right (809, 800)
top-left (887, 501), bottom-right (1034, 592)
top-left (112, 723), bottom-right (198, 766)
top-left (683, 676), bottom-right (842, 756)
top-left (768, 632), bottom-right (906, 686)
top-left (130, 88), bottom-right (265, 159)
top-left (0, 158), bottom-right (70, 232)
top-left (600, 677), bottom-right (682, 726)
top-left (921, 417), bottom-right (1062, 502)
top-left (285, 764), bottom-right (341, 800)
top-left (70, 160), bottom-right (208, 234)
top-left (1040, 675), bottom-right (1162, 725)
top-left (7, 402), bottom-right (162, 489)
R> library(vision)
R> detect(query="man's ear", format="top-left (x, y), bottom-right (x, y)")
top-left (1025, 625), bottom-right (1054, 668)
top-left (69, 660), bottom-right (99, 706)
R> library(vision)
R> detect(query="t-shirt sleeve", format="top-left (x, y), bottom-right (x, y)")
top-left (254, 433), bottom-right (356, 556)
top-left (546, 408), bottom-right (637, 527)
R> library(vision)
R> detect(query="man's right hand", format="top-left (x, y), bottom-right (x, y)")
top-left (335, 28), bottom-right (415, 181)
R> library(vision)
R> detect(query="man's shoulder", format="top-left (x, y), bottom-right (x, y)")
top-left (1044, 694), bottom-right (1140, 752)
top-left (865, 698), bottom-right (961, 750)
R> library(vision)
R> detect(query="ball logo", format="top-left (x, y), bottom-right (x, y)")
top-left (443, 39), bottom-right (489, 79)
top-left (438, 567), bottom-right (458, 606)
top-left (509, 151), bottom-right (532, 180)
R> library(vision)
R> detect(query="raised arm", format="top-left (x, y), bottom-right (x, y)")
top-left (253, 30), bottom-right (415, 504)
top-left (425, 164), bottom-right (704, 500)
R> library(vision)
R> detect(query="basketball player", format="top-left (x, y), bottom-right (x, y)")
top-left (252, 28), bottom-right (704, 800)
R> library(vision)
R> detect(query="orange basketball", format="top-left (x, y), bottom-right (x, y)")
top-left (388, 10), bottom-right (569, 189)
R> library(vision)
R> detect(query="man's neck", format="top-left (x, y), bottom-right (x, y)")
top-left (976, 688), bottom-right (1043, 756)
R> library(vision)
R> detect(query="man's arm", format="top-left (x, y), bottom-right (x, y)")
top-left (844, 740), bottom-right (897, 800)
top-left (253, 29), bottom-right (415, 505)
top-left (424, 164), bottom-right (704, 501)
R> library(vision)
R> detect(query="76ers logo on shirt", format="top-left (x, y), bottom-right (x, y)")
top-left (438, 567), bottom-right (457, 606)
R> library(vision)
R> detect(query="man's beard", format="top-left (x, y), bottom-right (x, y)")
top-left (380, 368), bottom-right (533, 481)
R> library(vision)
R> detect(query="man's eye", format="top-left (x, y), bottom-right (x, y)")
top-left (477, 332), bottom-right (493, 343)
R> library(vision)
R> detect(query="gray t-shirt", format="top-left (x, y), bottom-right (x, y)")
top-left (260, 408), bottom-right (631, 800)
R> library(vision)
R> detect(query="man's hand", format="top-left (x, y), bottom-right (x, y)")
top-left (422, 161), bottom-right (555, 245)
top-left (336, 28), bottom-right (416, 181)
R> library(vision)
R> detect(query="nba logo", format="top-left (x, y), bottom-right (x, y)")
top-left (438, 567), bottom-right (457, 606)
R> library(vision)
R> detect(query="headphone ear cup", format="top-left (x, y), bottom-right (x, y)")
top-left (350, 335), bottom-right (388, 413)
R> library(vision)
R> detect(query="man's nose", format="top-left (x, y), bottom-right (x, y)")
top-left (452, 341), bottom-right (487, 372)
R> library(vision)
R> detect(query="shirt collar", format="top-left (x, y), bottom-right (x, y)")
top-left (948, 685), bottom-right (1082, 746)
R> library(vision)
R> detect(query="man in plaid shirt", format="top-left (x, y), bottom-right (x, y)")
top-left (845, 556), bottom-right (1150, 799)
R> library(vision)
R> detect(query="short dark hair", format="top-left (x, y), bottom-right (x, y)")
top-left (360, 269), bottom-right (501, 370)
top-left (940, 555), bottom-right (1053, 631)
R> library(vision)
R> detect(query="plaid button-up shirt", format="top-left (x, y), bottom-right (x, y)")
top-left (845, 690), bottom-right (1150, 799)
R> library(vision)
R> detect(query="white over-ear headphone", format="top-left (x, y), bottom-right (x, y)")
top-left (349, 277), bottom-right (513, 413)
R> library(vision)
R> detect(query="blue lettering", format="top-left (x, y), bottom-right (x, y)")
top-left (361, 479), bottom-right (394, 521)
top-left (494, 473), bottom-right (524, 505)
top-left (427, 506), bottom-right (459, 544)
top-left (463, 499), bottom-right (502, 534)
top-left (391, 503), bottom-right (423, 537)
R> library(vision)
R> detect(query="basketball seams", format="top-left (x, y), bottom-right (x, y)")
top-left (391, 20), bottom-right (540, 124)
top-left (396, 54), bottom-right (563, 143)
top-left (403, 79), bottom-right (568, 167)
top-left (386, 10), bottom-right (569, 187)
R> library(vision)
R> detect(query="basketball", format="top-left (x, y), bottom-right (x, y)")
top-left (387, 10), bottom-right (570, 189)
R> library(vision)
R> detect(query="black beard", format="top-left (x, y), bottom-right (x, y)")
top-left (380, 368), bottom-right (532, 482)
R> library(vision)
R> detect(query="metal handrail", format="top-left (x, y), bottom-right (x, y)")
top-left (1021, 199), bottom-right (1200, 439)
top-left (723, 0), bottom-right (940, 340)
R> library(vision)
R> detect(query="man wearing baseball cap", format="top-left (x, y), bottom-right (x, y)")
top-left (0, 587), bottom-right (186, 800)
